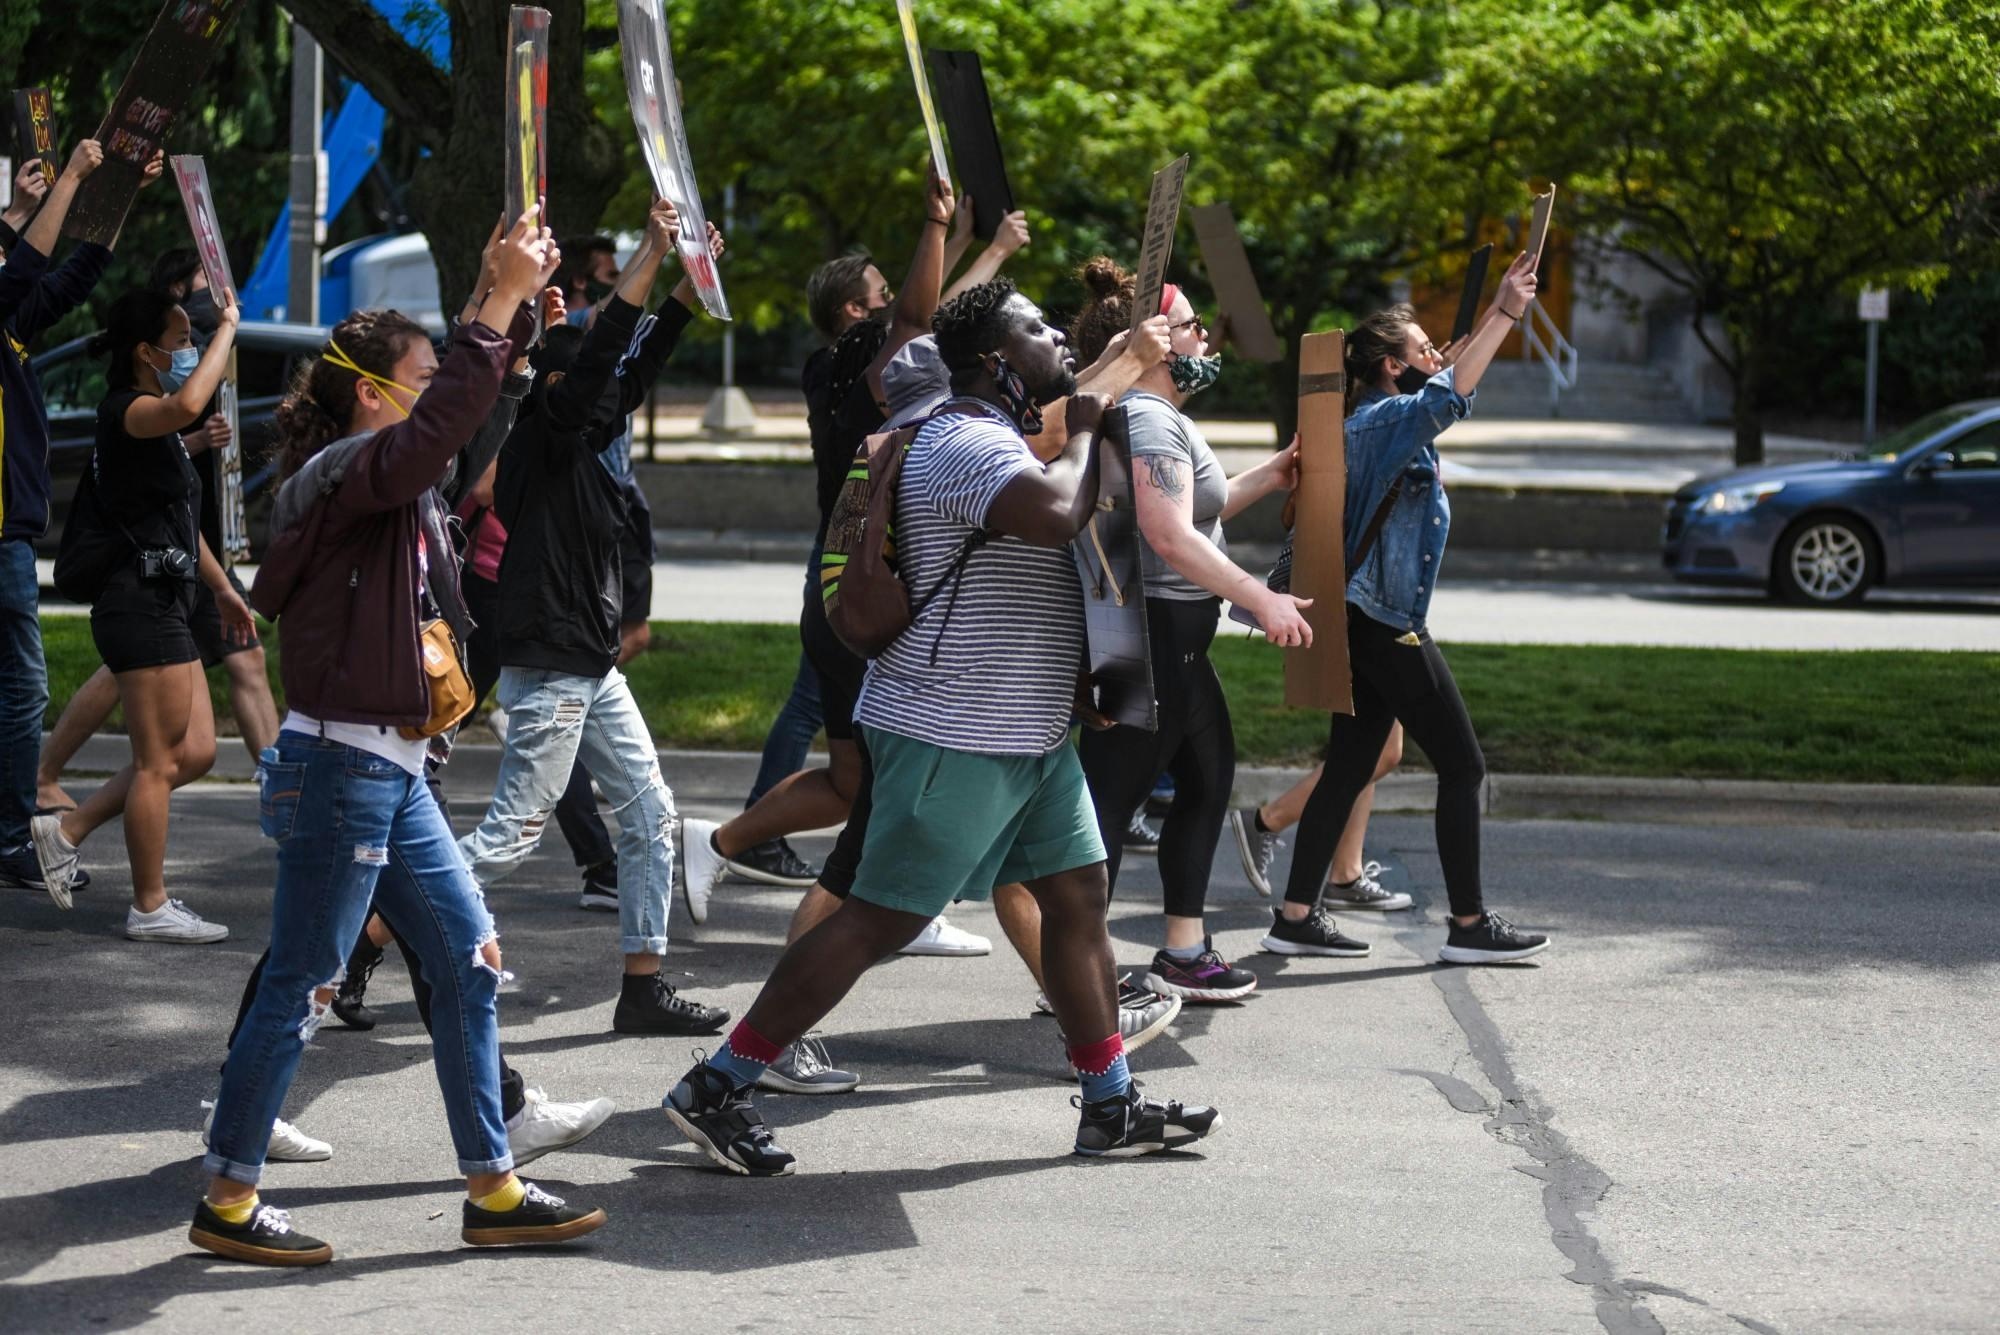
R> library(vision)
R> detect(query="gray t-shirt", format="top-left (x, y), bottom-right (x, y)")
top-left (855, 411), bottom-right (1087, 756)
top-left (1123, 391), bottom-right (1228, 601)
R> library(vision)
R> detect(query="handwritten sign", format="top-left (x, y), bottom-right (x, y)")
top-left (13, 88), bottom-right (56, 189)
top-left (895, 0), bottom-right (950, 189)
top-left (169, 155), bottom-right (235, 308)
top-left (66, 0), bottom-right (243, 245)
top-left (1130, 155), bottom-right (1190, 335)
top-left (615, 0), bottom-right (729, 320)
top-left (504, 7), bottom-right (549, 230)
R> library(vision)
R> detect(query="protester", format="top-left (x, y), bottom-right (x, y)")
top-left (190, 210), bottom-right (608, 1267)
top-left (28, 286), bottom-right (252, 941)
top-left (0, 141), bottom-right (112, 898)
top-left (1228, 729), bottom-right (1412, 911)
top-left (662, 280), bottom-right (1220, 1172)
top-left (1063, 258), bottom-right (1320, 992)
top-left (1272, 254), bottom-right (1552, 964)
top-left (456, 199), bottom-right (731, 1037)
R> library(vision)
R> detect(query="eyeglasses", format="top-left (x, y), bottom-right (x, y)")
top-left (1168, 314), bottom-right (1208, 336)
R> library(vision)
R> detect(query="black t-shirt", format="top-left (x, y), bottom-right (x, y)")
top-left (803, 320), bottom-right (889, 540)
top-left (93, 388), bottom-right (200, 553)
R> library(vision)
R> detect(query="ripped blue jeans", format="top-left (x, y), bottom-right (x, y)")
top-left (204, 732), bottom-right (512, 1185)
top-left (459, 666), bottom-right (675, 956)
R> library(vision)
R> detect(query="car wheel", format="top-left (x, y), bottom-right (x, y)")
top-left (1773, 516), bottom-right (1876, 607)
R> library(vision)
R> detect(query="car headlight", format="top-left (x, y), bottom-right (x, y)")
top-left (1700, 481), bottom-right (1785, 514)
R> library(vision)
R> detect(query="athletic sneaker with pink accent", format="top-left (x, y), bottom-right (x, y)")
top-left (1141, 938), bottom-right (1257, 1002)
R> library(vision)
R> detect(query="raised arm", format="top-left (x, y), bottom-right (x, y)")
top-left (863, 171), bottom-right (955, 402)
top-left (1444, 251), bottom-right (1536, 397)
top-left (125, 298), bottom-right (240, 438)
top-left (1027, 316), bottom-right (1172, 461)
top-left (21, 139), bottom-right (99, 257)
top-left (542, 200), bottom-right (676, 435)
top-left (943, 209), bottom-right (1029, 301)
top-left (985, 393), bottom-right (1108, 547)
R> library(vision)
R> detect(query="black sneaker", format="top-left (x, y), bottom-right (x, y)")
top-left (612, 974), bottom-right (731, 1035)
top-left (578, 861), bottom-right (618, 912)
top-left (1259, 906), bottom-right (1372, 957)
top-left (0, 846), bottom-right (93, 894)
top-left (1123, 812), bottom-right (1161, 855)
top-left (1142, 937), bottom-right (1258, 1002)
top-left (1440, 912), bottom-right (1550, 964)
top-left (727, 838), bottom-right (819, 888)
top-left (1073, 1088), bottom-right (1222, 1158)
top-left (461, 1180), bottom-right (608, 1247)
top-left (663, 1060), bottom-right (797, 1175)
top-left (330, 939), bottom-right (383, 1031)
top-left (188, 1198), bottom-right (333, 1266)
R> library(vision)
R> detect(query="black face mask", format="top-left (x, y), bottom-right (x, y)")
top-left (984, 352), bottom-right (1044, 436)
top-left (1392, 360), bottom-right (1430, 396)
top-left (183, 289), bottom-right (219, 338)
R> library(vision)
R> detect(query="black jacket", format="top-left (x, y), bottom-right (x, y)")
top-left (492, 294), bottom-right (691, 678)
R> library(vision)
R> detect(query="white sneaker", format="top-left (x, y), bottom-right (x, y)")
top-left (1322, 861), bottom-right (1413, 911)
top-left (30, 813), bottom-right (80, 910)
top-left (506, 1086), bottom-right (615, 1166)
top-left (899, 914), bottom-right (991, 957)
top-left (126, 898), bottom-right (228, 943)
top-left (678, 817), bottom-right (725, 925)
top-left (201, 1100), bottom-right (334, 1162)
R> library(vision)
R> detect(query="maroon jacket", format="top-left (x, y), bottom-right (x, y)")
top-left (250, 314), bottom-right (528, 727)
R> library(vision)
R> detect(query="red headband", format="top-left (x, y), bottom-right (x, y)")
top-left (1159, 283), bottom-right (1180, 317)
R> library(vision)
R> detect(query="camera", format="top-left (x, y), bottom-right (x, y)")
top-left (137, 546), bottom-right (196, 582)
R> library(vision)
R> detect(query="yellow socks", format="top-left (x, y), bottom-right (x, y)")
top-left (470, 1177), bottom-right (525, 1212)
top-left (205, 1194), bottom-right (258, 1224)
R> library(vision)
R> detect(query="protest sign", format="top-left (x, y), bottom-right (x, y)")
top-left (13, 88), bottom-right (57, 189)
top-left (66, 0), bottom-right (243, 245)
top-left (1189, 202), bottom-right (1280, 362)
top-left (1451, 242), bottom-right (1494, 343)
top-left (216, 348), bottom-right (248, 565)
top-left (505, 7), bottom-right (549, 230)
top-left (1284, 331), bottom-right (1354, 713)
top-left (925, 48), bottom-right (1012, 240)
top-left (1074, 404), bottom-right (1157, 731)
top-left (1130, 155), bottom-right (1190, 335)
top-left (895, 0), bottom-right (951, 189)
top-left (168, 155), bottom-right (234, 308)
top-left (1525, 185), bottom-right (1556, 270)
top-left (616, 0), bottom-right (729, 319)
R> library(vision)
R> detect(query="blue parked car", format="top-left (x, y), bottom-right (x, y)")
top-left (1662, 401), bottom-right (2000, 605)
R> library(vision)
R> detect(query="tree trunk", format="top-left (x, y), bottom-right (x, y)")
top-left (1731, 343), bottom-right (1765, 467)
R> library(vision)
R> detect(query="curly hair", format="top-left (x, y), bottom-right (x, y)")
top-left (931, 277), bottom-right (1027, 376)
top-left (806, 251), bottom-right (877, 342)
top-left (1345, 302), bottom-right (1419, 414)
top-left (274, 308), bottom-right (430, 479)
top-left (1066, 256), bottom-right (1135, 367)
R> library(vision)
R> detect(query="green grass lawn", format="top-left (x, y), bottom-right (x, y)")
top-left (39, 617), bottom-right (2000, 785)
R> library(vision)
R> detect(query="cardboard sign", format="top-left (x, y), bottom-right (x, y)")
top-left (1451, 243), bottom-right (1494, 343)
top-left (1525, 185), bottom-right (1555, 270)
top-left (616, 0), bottom-right (729, 320)
top-left (1189, 202), bottom-right (1281, 362)
top-left (1284, 330), bottom-right (1354, 713)
top-left (925, 48), bottom-right (1012, 240)
top-left (168, 155), bottom-right (235, 308)
top-left (1130, 154), bottom-right (1190, 335)
top-left (896, 0), bottom-right (951, 189)
top-left (13, 88), bottom-right (57, 189)
top-left (1073, 403), bottom-right (1157, 731)
top-left (216, 347), bottom-right (247, 564)
top-left (505, 7), bottom-right (549, 230)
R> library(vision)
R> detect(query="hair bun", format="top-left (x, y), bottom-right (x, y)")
top-left (1079, 256), bottom-right (1133, 299)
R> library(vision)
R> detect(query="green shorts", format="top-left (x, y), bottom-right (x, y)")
top-left (849, 725), bottom-right (1106, 918)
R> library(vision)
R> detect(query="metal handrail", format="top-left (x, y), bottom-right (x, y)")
top-left (1518, 300), bottom-right (1579, 414)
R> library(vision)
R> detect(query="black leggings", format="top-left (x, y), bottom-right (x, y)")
top-left (1283, 608), bottom-right (1486, 917)
top-left (1077, 596), bottom-right (1235, 919)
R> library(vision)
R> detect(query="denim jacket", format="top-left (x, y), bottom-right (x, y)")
top-left (1341, 366), bottom-right (1473, 633)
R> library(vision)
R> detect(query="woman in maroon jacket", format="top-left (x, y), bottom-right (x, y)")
top-left (187, 212), bottom-right (607, 1268)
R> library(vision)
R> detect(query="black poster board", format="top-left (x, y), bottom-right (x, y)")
top-left (13, 88), bottom-right (57, 188)
top-left (1451, 243), bottom-right (1493, 343)
top-left (66, 0), bottom-right (243, 246)
top-left (1072, 404), bottom-right (1157, 731)
top-left (925, 48), bottom-right (1013, 240)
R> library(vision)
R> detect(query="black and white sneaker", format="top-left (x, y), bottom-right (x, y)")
top-left (1440, 912), bottom-right (1551, 964)
top-left (1123, 812), bottom-right (1161, 855)
top-left (578, 861), bottom-right (618, 912)
top-left (727, 838), bottom-right (819, 888)
top-left (1143, 939), bottom-right (1258, 1002)
top-left (755, 1032), bottom-right (861, 1095)
top-left (461, 1180), bottom-right (608, 1246)
top-left (1259, 906), bottom-right (1371, 957)
top-left (663, 1061), bottom-right (797, 1176)
top-left (1043, 976), bottom-right (1185, 1056)
top-left (1073, 1088), bottom-right (1221, 1158)
top-left (0, 845), bottom-right (89, 895)
top-left (1228, 808), bottom-right (1281, 898)
top-left (612, 974), bottom-right (731, 1035)
top-left (189, 1198), bottom-right (333, 1266)
top-left (1322, 861), bottom-right (1412, 911)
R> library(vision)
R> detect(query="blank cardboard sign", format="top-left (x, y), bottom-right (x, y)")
top-left (1190, 202), bottom-right (1281, 362)
top-left (1451, 242), bottom-right (1494, 343)
top-left (1526, 185), bottom-right (1556, 269)
top-left (1284, 330), bottom-right (1353, 713)
top-left (926, 48), bottom-right (1013, 240)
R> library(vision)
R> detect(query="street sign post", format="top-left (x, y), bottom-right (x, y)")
top-left (1859, 287), bottom-right (1889, 444)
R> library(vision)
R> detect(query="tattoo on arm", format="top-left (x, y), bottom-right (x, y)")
top-left (1144, 456), bottom-right (1187, 502)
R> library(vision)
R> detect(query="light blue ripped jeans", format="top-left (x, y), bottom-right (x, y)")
top-left (459, 666), bottom-right (675, 955)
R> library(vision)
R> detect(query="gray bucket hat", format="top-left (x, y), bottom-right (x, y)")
top-left (880, 334), bottom-right (952, 431)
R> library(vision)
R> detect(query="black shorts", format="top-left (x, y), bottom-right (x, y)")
top-left (91, 567), bottom-right (199, 674)
top-left (818, 730), bottom-right (874, 899)
top-left (798, 582), bottom-right (866, 742)
top-left (617, 477), bottom-right (654, 627)
top-left (191, 566), bottom-right (263, 668)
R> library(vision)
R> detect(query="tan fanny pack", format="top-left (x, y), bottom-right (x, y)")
top-left (398, 618), bottom-right (476, 740)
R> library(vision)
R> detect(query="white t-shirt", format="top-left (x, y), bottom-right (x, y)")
top-left (281, 711), bottom-right (429, 777)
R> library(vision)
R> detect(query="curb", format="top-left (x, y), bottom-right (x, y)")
top-left (57, 737), bottom-right (1998, 834)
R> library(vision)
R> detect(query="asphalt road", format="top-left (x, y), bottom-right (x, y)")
top-left (2, 769), bottom-right (1994, 1332)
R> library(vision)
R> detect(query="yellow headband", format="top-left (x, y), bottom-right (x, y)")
top-left (323, 340), bottom-right (417, 417)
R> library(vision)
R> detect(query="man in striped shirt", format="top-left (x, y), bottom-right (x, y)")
top-left (663, 281), bottom-right (1220, 1171)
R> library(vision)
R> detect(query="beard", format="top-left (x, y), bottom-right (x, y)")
top-left (1031, 365), bottom-right (1079, 406)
